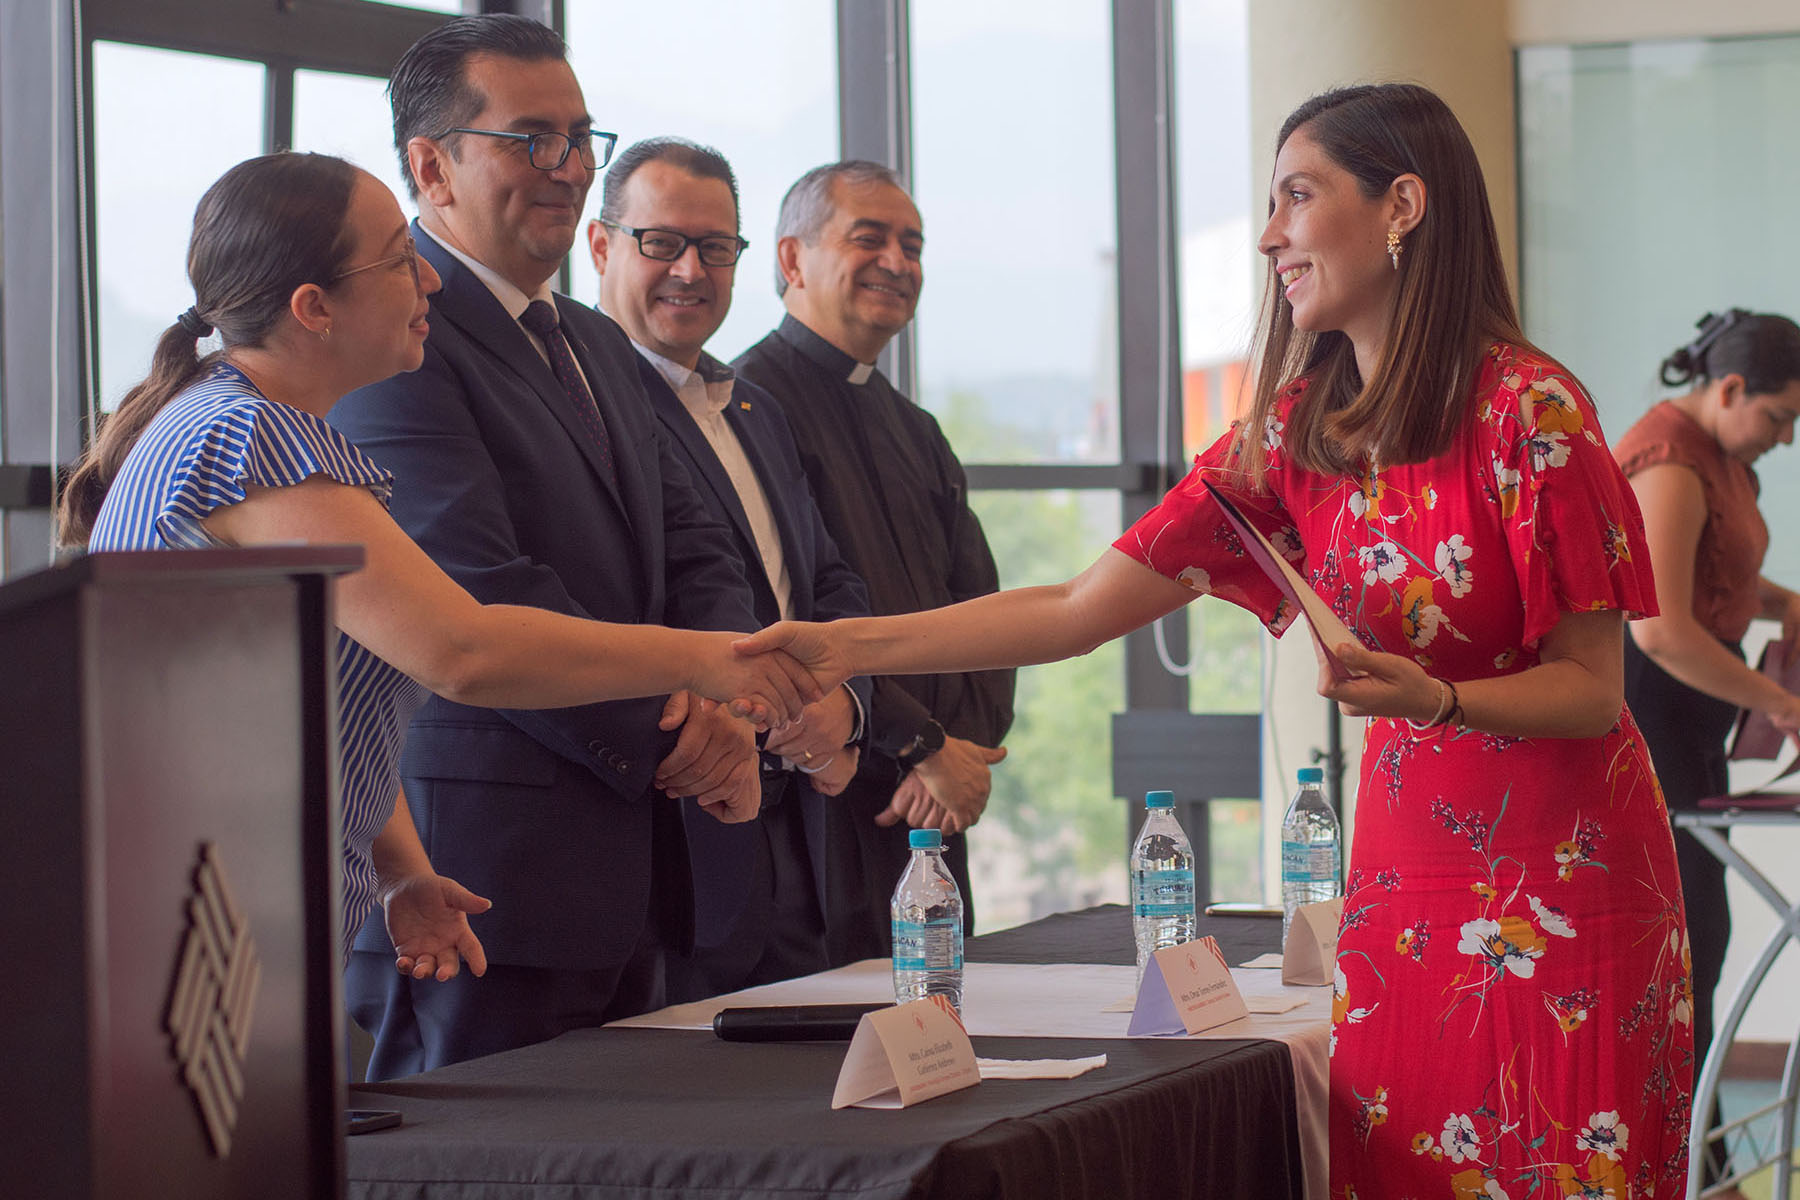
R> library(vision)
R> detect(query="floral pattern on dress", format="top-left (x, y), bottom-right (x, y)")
top-left (1115, 343), bottom-right (1689, 1197)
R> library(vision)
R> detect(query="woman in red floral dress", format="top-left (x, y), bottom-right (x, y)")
top-left (739, 83), bottom-right (1692, 1198)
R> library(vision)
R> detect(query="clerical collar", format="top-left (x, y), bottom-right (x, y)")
top-left (777, 314), bottom-right (878, 385)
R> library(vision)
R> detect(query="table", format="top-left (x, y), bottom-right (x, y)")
top-left (346, 905), bottom-right (1309, 1200)
top-left (1675, 807), bottom-right (1800, 1200)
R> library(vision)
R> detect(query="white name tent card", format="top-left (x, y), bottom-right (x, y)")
top-left (831, 995), bottom-right (981, 1110)
top-left (1127, 935), bottom-right (1250, 1036)
top-left (1282, 897), bottom-right (1343, 986)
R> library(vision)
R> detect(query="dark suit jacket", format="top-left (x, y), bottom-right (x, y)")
top-left (329, 225), bottom-right (759, 975)
top-left (637, 357), bottom-right (872, 949)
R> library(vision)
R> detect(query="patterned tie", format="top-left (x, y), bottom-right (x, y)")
top-left (520, 299), bottom-right (615, 482)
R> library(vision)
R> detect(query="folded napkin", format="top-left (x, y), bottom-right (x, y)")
top-left (976, 1055), bottom-right (1108, 1080)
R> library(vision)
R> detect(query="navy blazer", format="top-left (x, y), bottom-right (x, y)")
top-left (329, 225), bottom-right (759, 972)
top-left (637, 357), bottom-right (873, 947)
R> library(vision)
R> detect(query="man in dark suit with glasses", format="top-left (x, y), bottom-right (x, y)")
top-left (332, 14), bottom-right (763, 1080)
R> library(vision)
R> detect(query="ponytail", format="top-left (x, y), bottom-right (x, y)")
top-left (57, 319), bottom-right (218, 546)
top-left (1659, 309), bottom-right (1800, 395)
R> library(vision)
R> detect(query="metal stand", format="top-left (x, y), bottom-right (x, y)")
top-left (1674, 807), bottom-right (1800, 1200)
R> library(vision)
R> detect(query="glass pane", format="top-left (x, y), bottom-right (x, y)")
top-left (293, 68), bottom-right (417, 220)
top-left (1170, 0), bottom-right (1263, 713)
top-left (910, 0), bottom-right (1119, 464)
top-left (965, 489), bottom-right (1126, 932)
top-left (1174, 0), bottom-right (1257, 460)
top-left (1519, 34), bottom-right (1800, 585)
top-left (1209, 798), bottom-right (1263, 902)
top-left (92, 42), bottom-right (264, 411)
top-left (564, 1), bottom-right (837, 363)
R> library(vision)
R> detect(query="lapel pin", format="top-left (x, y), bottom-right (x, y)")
top-left (739, 400), bottom-right (753, 411)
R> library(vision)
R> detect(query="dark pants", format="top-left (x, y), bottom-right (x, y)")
top-left (666, 787), bottom-right (829, 1002)
top-left (346, 921), bottom-right (665, 1082)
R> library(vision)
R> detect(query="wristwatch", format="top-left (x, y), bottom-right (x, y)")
top-left (896, 718), bottom-right (946, 770)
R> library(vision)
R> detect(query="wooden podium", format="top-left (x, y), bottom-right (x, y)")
top-left (0, 547), bottom-right (362, 1199)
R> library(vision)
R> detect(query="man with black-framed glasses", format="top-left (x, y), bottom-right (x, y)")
top-left (589, 137), bottom-right (875, 1002)
top-left (331, 14), bottom-right (764, 1081)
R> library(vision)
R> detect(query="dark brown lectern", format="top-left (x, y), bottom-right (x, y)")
top-left (0, 547), bottom-right (362, 1200)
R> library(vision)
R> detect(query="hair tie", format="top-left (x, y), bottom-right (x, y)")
top-left (177, 306), bottom-right (213, 338)
top-left (1687, 308), bottom-right (1750, 365)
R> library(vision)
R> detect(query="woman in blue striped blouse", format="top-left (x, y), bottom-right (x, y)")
top-left (59, 152), bottom-right (819, 984)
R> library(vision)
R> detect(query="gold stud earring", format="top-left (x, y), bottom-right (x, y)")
top-left (319, 327), bottom-right (332, 341)
top-left (1387, 230), bottom-right (1402, 271)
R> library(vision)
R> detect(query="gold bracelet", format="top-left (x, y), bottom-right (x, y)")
top-left (1405, 677), bottom-right (1451, 731)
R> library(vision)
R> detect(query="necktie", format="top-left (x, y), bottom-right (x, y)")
top-left (520, 299), bottom-right (615, 482)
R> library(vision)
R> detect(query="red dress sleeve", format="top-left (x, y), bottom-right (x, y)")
top-left (1480, 346), bottom-right (1659, 650)
top-left (1112, 384), bottom-right (1311, 636)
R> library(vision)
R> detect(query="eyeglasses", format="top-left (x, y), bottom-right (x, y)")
top-left (332, 235), bottom-right (422, 286)
top-left (606, 222), bottom-right (749, 267)
top-left (438, 126), bottom-right (617, 172)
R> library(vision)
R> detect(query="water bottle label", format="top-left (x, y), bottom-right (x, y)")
top-left (1132, 868), bottom-right (1195, 919)
top-left (892, 918), bottom-right (963, 972)
top-left (1281, 839), bottom-right (1339, 884)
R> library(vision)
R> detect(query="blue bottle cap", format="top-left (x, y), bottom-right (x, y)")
top-left (1145, 789), bottom-right (1175, 808)
top-left (1297, 767), bottom-right (1323, 784)
top-left (909, 829), bottom-right (944, 849)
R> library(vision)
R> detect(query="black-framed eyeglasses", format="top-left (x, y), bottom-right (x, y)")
top-left (605, 222), bottom-right (749, 267)
top-left (438, 126), bottom-right (617, 172)
top-left (332, 234), bottom-right (422, 286)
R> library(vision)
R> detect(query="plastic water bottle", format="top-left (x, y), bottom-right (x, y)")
top-left (892, 829), bottom-right (965, 1012)
top-left (1281, 766), bottom-right (1342, 937)
top-left (1130, 790), bottom-right (1197, 981)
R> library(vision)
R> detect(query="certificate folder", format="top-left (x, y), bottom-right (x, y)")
top-left (1201, 478), bottom-right (1358, 681)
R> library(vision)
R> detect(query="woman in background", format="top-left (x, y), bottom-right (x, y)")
top-left (60, 152), bottom-right (816, 981)
top-left (1617, 307), bottom-right (1800, 1191)
top-left (740, 83), bottom-right (1691, 1194)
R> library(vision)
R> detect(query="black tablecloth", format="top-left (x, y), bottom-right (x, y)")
top-left (347, 905), bottom-right (1300, 1200)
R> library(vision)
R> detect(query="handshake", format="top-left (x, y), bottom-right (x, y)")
top-left (694, 620), bottom-right (852, 730)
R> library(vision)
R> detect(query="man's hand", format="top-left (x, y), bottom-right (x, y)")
top-left (877, 770), bottom-right (961, 833)
top-left (655, 691), bottom-right (761, 823)
top-left (800, 745), bottom-right (860, 796)
top-left (766, 686), bottom-right (857, 765)
top-left (382, 873), bottom-right (492, 982)
top-left (909, 736), bottom-right (1006, 829)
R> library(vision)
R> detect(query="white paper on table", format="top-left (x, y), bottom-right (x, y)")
top-left (976, 1055), bottom-right (1107, 1080)
top-left (1239, 952), bottom-right (1285, 969)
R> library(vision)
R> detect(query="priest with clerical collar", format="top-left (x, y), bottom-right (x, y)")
top-left (734, 160), bottom-right (1014, 967)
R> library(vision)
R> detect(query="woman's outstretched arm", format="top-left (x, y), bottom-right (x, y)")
top-left (203, 475), bottom-right (819, 723)
top-left (734, 548), bottom-right (1199, 691)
